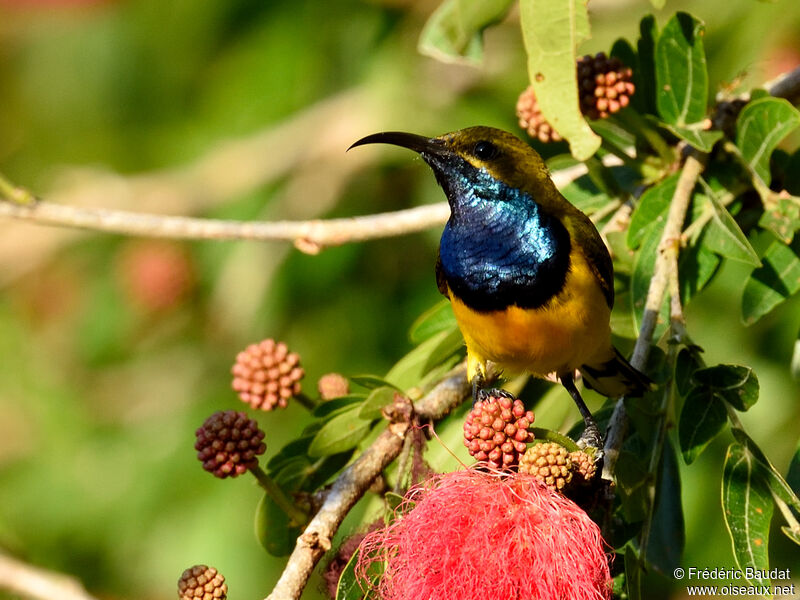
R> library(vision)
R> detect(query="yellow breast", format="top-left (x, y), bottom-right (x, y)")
top-left (449, 251), bottom-right (614, 381)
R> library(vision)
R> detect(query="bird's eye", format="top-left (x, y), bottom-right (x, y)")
top-left (473, 140), bottom-right (499, 161)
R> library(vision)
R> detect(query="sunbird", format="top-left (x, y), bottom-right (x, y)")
top-left (350, 126), bottom-right (649, 447)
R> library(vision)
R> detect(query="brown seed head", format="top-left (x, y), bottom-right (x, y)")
top-left (231, 339), bottom-right (304, 410)
top-left (463, 392), bottom-right (535, 470)
top-left (577, 52), bottom-right (635, 120)
top-left (195, 410), bottom-right (266, 479)
top-left (178, 565), bottom-right (227, 600)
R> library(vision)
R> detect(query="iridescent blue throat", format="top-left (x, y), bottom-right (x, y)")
top-left (434, 158), bottom-right (570, 312)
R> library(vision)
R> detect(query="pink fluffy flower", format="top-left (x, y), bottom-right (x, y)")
top-left (357, 468), bottom-right (612, 600)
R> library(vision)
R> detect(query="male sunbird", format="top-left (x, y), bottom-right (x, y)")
top-left (350, 126), bottom-right (649, 447)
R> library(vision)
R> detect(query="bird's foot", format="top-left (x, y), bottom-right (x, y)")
top-left (577, 422), bottom-right (604, 454)
top-left (476, 387), bottom-right (515, 404)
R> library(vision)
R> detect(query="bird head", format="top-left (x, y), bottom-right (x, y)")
top-left (348, 126), bottom-right (557, 214)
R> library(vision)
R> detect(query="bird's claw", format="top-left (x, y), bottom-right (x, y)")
top-left (577, 423), bottom-right (604, 454)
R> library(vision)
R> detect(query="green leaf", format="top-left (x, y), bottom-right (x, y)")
top-left (700, 190), bottom-right (761, 266)
top-left (558, 173), bottom-right (612, 216)
top-left (646, 438), bottom-right (685, 574)
top-left (679, 386), bottom-right (728, 464)
top-left (665, 125), bottom-right (722, 152)
top-left (336, 545), bottom-right (379, 600)
top-left (722, 443), bottom-right (775, 586)
top-left (519, 0), bottom-right (600, 160)
top-left (313, 395), bottom-right (366, 418)
top-left (616, 451), bottom-right (651, 522)
top-left (530, 428), bottom-right (580, 452)
top-left (624, 545), bottom-right (643, 600)
top-left (358, 387), bottom-right (397, 420)
top-left (627, 174), bottom-right (677, 249)
top-left (267, 435), bottom-right (314, 472)
top-left (675, 346), bottom-right (705, 398)
top-left (349, 375), bottom-right (401, 391)
top-left (418, 0), bottom-right (514, 65)
top-left (788, 440), bottom-right (800, 498)
top-left (692, 364), bottom-right (759, 412)
top-left (255, 493), bottom-right (302, 557)
top-left (636, 15), bottom-right (659, 116)
top-left (655, 13), bottom-right (709, 127)
top-left (758, 195), bottom-right (800, 244)
top-left (630, 216), bottom-right (666, 334)
top-left (308, 407), bottom-right (374, 457)
top-left (731, 428), bottom-right (800, 513)
top-left (679, 228), bottom-right (721, 303)
top-left (409, 300), bottom-right (457, 344)
top-left (736, 97), bottom-right (800, 186)
top-left (741, 238), bottom-right (800, 325)
top-left (385, 329), bottom-right (463, 391)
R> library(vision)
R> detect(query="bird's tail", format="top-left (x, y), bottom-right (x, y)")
top-left (579, 347), bottom-right (652, 398)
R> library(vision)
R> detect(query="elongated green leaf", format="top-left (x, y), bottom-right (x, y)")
top-left (631, 216), bottom-right (666, 333)
top-left (308, 408), bottom-right (373, 457)
top-left (358, 386), bottom-right (397, 420)
top-left (722, 443), bottom-right (774, 586)
top-left (655, 13), bottom-right (708, 127)
top-left (701, 192), bottom-right (761, 266)
top-left (679, 386), bottom-right (728, 464)
top-left (675, 346), bottom-right (705, 398)
top-left (636, 15), bottom-right (658, 116)
top-left (646, 438), bottom-right (685, 574)
top-left (349, 375), bottom-right (401, 391)
top-left (691, 364), bottom-right (759, 412)
top-left (267, 434), bottom-right (315, 472)
top-left (336, 545), bottom-right (379, 600)
top-left (418, 0), bottom-right (514, 65)
top-left (736, 97), bottom-right (800, 186)
top-left (625, 546), bottom-right (643, 600)
top-left (628, 174), bottom-right (678, 248)
top-left (409, 300), bottom-right (457, 344)
top-left (741, 238), bottom-right (800, 325)
top-left (519, 0), bottom-right (600, 160)
top-left (731, 429), bottom-right (800, 513)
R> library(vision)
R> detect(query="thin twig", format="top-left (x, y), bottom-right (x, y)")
top-left (265, 363), bottom-right (477, 600)
top-left (0, 551), bottom-right (99, 600)
top-left (602, 150), bottom-right (706, 480)
top-left (0, 157), bottom-right (614, 256)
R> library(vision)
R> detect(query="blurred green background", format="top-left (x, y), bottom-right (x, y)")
top-left (1, 0), bottom-right (799, 598)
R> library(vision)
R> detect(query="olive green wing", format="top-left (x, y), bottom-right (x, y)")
top-left (571, 213), bottom-right (614, 309)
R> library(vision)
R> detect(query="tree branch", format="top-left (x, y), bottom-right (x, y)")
top-left (0, 159), bottom-right (606, 256)
top-left (265, 363), bottom-right (476, 600)
top-left (602, 150), bottom-right (706, 480)
top-left (0, 551), bottom-right (99, 600)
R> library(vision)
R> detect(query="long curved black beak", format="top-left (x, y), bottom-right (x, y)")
top-left (348, 131), bottom-right (446, 156)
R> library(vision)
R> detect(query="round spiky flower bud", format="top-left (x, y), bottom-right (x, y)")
top-left (569, 450), bottom-right (597, 484)
top-left (463, 392), bottom-right (535, 470)
top-left (178, 565), bottom-right (227, 600)
top-left (577, 52), bottom-right (635, 120)
top-left (195, 410), bottom-right (266, 478)
top-left (318, 372), bottom-right (350, 401)
top-left (519, 442), bottom-right (573, 490)
top-left (231, 339), bottom-right (304, 411)
top-left (516, 86), bottom-right (563, 144)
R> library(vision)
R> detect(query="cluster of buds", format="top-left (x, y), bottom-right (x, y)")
top-left (577, 52), bottom-right (635, 119)
top-left (195, 410), bottom-right (266, 478)
top-left (518, 442), bottom-right (598, 492)
top-left (231, 339), bottom-right (304, 411)
top-left (178, 565), bottom-right (227, 600)
top-left (317, 372), bottom-right (350, 400)
top-left (517, 51), bottom-right (635, 142)
top-left (463, 391), bottom-right (535, 470)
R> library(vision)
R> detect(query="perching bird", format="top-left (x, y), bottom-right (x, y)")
top-left (349, 126), bottom-right (650, 447)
